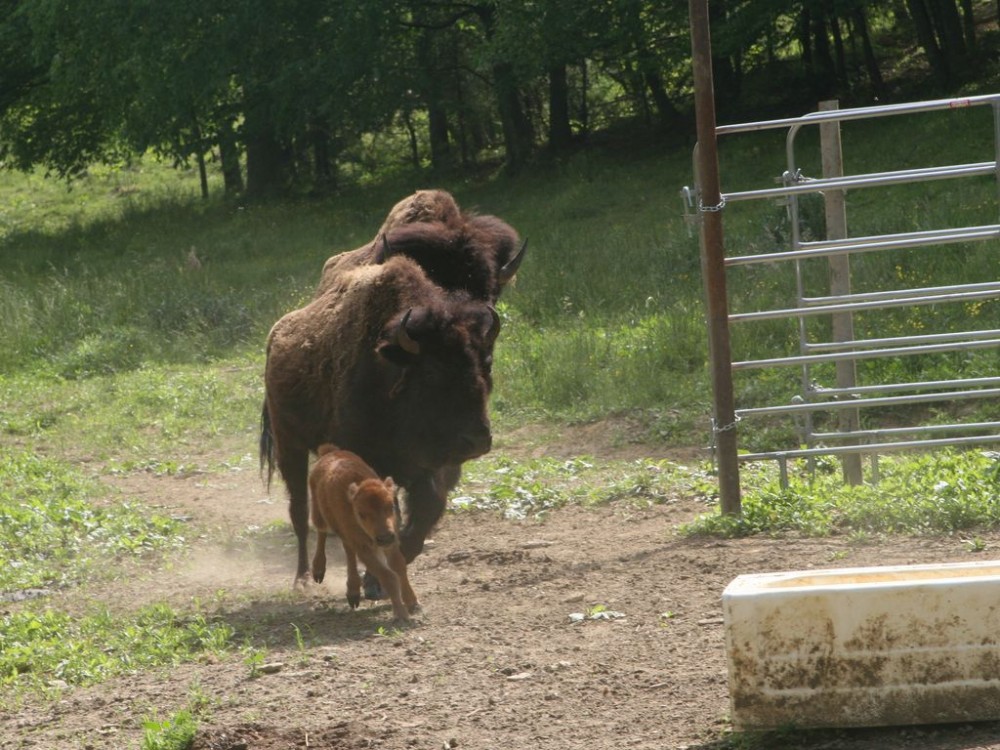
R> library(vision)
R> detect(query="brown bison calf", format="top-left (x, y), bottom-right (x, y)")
top-left (309, 444), bottom-right (419, 621)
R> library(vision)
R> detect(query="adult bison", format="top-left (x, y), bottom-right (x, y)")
top-left (261, 254), bottom-right (501, 585)
top-left (315, 189), bottom-right (526, 304)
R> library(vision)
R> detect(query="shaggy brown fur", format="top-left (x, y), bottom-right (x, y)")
top-left (315, 189), bottom-right (525, 303)
top-left (262, 255), bottom-right (499, 584)
top-left (309, 444), bottom-right (418, 621)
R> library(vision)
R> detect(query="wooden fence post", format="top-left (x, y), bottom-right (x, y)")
top-left (819, 100), bottom-right (863, 485)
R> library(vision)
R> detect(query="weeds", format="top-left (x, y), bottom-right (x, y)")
top-left (0, 604), bottom-right (232, 699)
top-left (0, 450), bottom-right (184, 592)
top-left (141, 709), bottom-right (199, 750)
top-left (682, 450), bottom-right (1000, 538)
top-left (453, 455), bottom-right (700, 519)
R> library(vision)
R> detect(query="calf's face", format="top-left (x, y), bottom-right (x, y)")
top-left (348, 478), bottom-right (398, 547)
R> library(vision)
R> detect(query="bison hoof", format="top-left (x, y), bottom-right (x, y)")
top-left (312, 570), bottom-right (325, 584)
top-left (363, 570), bottom-right (386, 601)
top-left (347, 593), bottom-right (361, 609)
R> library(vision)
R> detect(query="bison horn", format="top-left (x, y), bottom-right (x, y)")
top-left (499, 239), bottom-right (527, 284)
top-left (376, 234), bottom-right (395, 263)
top-left (395, 308), bottom-right (421, 355)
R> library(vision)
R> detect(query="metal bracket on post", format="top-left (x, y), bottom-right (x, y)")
top-left (681, 185), bottom-right (700, 237)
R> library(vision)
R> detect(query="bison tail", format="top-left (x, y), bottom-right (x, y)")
top-left (259, 400), bottom-right (276, 490)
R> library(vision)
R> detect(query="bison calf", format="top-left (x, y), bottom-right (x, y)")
top-left (309, 444), bottom-right (419, 621)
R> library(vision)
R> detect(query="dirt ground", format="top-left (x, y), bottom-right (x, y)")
top-left (6, 432), bottom-right (1000, 750)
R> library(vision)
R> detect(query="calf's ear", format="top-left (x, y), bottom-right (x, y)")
top-left (383, 477), bottom-right (396, 494)
top-left (347, 482), bottom-right (360, 503)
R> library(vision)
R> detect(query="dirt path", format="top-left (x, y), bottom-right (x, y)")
top-left (6, 447), bottom-right (1000, 749)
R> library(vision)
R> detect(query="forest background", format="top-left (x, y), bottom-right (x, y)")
top-left (1, 0), bottom-right (991, 196)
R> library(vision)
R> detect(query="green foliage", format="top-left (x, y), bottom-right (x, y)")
top-left (1, 0), bottom-right (963, 191)
top-left (0, 603), bottom-right (232, 697)
top-left (0, 362), bottom-right (262, 467)
top-left (142, 709), bottom-right (199, 750)
top-left (683, 451), bottom-right (1000, 538)
top-left (455, 455), bottom-right (704, 519)
top-left (0, 450), bottom-right (184, 592)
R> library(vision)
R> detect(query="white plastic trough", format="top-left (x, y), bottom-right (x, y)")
top-left (722, 559), bottom-right (1000, 730)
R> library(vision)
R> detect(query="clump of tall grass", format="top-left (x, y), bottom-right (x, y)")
top-left (493, 303), bottom-right (707, 420)
top-left (683, 450), bottom-right (1000, 537)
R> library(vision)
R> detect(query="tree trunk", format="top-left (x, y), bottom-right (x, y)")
top-left (548, 64), bottom-right (572, 152)
top-left (828, 7), bottom-right (848, 88)
top-left (800, 8), bottom-right (814, 68)
top-left (905, 0), bottom-right (950, 86)
top-left (309, 120), bottom-right (336, 189)
top-left (245, 126), bottom-right (285, 198)
top-left (644, 71), bottom-right (683, 133)
top-left (196, 150), bottom-right (209, 200)
top-left (416, 27), bottom-right (454, 171)
top-left (852, 6), bottom-right (888, 101)
top-left (190, 117), bottom-right (209, 200)
top-left (427, 102), bottom-right (452, 170)
top-left (218, 124), bottom-right (244, 196)
top-left (578, 59), bottom-right (590, 140)
top-left (811, 8), bottom-right (837, 97)
top-left (493, 60), bottom-right (533, 169)
top-left (958, 0), bottom-right (976, 49)
top-left (709, 0), bottom-right (740, 109)
top-left (927, 0), bottom-right (967, 63)
top-left (474, 4), bottom-right (532, 168)
top-left (401, 109), bottom-right (420, 168)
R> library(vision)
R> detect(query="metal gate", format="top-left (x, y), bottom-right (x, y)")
top-left (684, 93), bottom-right (1000, 497)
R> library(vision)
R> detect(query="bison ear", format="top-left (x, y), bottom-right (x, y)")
top-left (347, 482), bottom-right (360, 503)
top-left (383, 476), bottom-right (395, 493)
top-left (374, 234), bottom-right (394, 263)
top-left (483, 306), bottom-right (501, 345)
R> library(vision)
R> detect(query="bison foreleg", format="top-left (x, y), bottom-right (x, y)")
top-left (277, 446), bottom-right (311, 586)
top-left (398, 467), bottom-right (459, 563)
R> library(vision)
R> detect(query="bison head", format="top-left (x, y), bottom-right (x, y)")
top-left (376, 220), bottom-right (526, 304)
top-left (373, 302), bottom-right (500, 468)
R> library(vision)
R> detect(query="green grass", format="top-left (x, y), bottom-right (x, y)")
top-left (0, 450), bottom-right (185, 593)
top-left (0, 359), bottom-right (262, 466)
top-left (142, 708), bottom-right (200, 750)
top-left (454, 454), bottom-right (715, 519)
top-left (683, 450), bottom-right (1000, 537)
top-left (0, 603), bottom-right (232, 700)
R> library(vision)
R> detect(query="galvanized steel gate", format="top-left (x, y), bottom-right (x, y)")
top-left (685, 89), bottom-right (1000, 506)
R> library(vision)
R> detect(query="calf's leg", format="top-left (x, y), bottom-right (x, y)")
top-left (358, 547), bottom-right (409, 621)
top-left (311, 530), bottom-right (328, 583)
top-left (344, 546), bottom-right (362, 609)
top-left (388, 546), bottom-right (419, 614)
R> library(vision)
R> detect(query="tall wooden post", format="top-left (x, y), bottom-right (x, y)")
top-left (690, 0), bottom-right (741, 515)
top-left (819, 100), bottom-right (863, 485)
